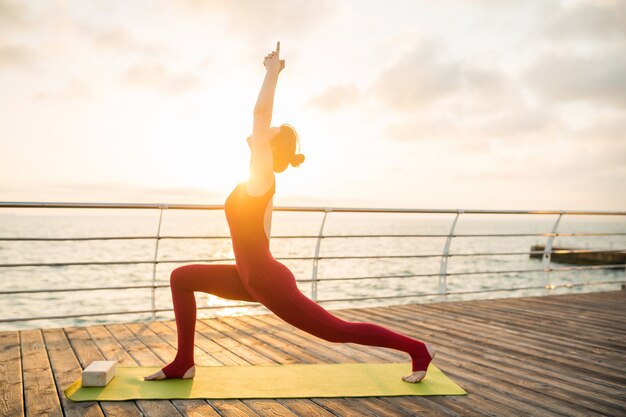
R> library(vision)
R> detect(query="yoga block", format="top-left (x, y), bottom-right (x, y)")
top-left (82, 361), bottom-right (117, 387)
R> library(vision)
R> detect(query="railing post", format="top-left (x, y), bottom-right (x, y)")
top-left (311, 209), bottom-right (330, 301)
top-left (438, 210), bottom-right (463, 302)
top-left (542, 212), bottom-right (564, 294)
top-left (151, 205), bottom-right (167, 320)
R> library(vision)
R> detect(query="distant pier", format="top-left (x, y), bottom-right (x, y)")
top-left (530, 245), bottom-right (626, 268)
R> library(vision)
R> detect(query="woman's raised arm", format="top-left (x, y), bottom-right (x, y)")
top-left (252, 41), bottom-right (285, 140)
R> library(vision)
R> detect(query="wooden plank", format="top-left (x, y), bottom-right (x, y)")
top-left (88, 325), bottom-right (205, 417)
top-left (85, 326), bottom-right (136, 365)
top-left (461, 300), bottom-right (626, 343)
top-left (509, 294), bottom-right (626, 318)
top-left (408, 300), bottom-right (625, 369)
top-left (494, 297), bottom-right (626, 334)
top-left (380, 304), bottom-right (626, 394)
top-left (236, 400), bottom-right (299, 417)
top-left (160, 319), bottom-right (249, 366)
top-left (128, 321), bottom-right (258, 417)
top-left (20, 330), bottom-right (62, 417)
top-left (125, 323), bottom-right (179, 365)
top-left (341, 304), bottom-right (626, 416)
top-left (391, 302), bottom-right (626, 382)
top-left (169, 400), bottom-right (223, 417)
top-left (64, 326), bottom-right (142, 417)
top-left (145, 321), bottom-right (221, 366)
top-left (265, 398), bottom-right (337, 417)
top-left (100, 324), bottom-right (183, 417)
top-left (205, 317), bottom-right (320, 362)
top-left (416, 302), bottom-right (626, 376)
top-left (473, 301), bottom-right (626, 352)
top-left (507, 297), bottom-right (626, 328)
top-left (552, 291), bottom-right (625, 307)
top-left (361, 305), bottom-right (626, 414)
top-left (124, 322), bottom-right (221, 417)
top-left (196, 319), bottom-right (282, 365)
top-left (342, 396), bottom-right (454, 417)
top-left (105, 324), bottom-right (163, 366)
top-left (0, 331), bottom-right (24, 417)
top-left (219, 315), bottom-right (372, 364)
top-left (156, 320), bottom-right (265, 417)
top-left (41, 328), bottom-right (104, 417)
top-left (206, 400), bottom-right (263, 417)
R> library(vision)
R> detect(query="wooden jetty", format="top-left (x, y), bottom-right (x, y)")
top-left (1, 290), bottom-right (625, 417)
top-left (530, 245), bottom-right (626, 268)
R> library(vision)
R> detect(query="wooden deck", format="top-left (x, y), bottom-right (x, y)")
top-left (1, 290), bottom-right (625, 417)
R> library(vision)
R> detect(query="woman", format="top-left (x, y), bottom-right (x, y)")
top-left (145, 42), bottom-right (435, 383)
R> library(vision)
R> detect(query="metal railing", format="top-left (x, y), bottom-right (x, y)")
top-left (0, 202), bottom-right (625, 324)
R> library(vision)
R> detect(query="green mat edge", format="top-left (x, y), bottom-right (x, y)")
top-left (65, 363), bottom-right (467, 401)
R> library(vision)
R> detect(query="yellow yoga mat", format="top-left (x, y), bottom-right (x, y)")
top-left (65, 363), bottom-right (466, 401)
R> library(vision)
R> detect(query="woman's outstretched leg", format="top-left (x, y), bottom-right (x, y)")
top-left (144, 264), bottom-right (256, 380)
top-left (246, 262), bottom-right (435, 382)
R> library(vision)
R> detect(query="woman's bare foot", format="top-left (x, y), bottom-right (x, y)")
top-left (144, 365), bottom-right (195, 381)
top-left (402, 343), bottom-right (436, 383)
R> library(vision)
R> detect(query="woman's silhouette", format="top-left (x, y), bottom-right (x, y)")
top-left (145, 42), bottom-right (435, 383)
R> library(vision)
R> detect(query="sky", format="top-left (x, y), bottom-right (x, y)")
top-left (0, 0), bottom-right (625, 211)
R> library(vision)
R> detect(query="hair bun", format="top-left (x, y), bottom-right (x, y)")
top-left (290, 153), bottom-right (305, 168)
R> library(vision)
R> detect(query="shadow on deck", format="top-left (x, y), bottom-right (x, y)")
top-left (1, 290), bottom-right (625, 417)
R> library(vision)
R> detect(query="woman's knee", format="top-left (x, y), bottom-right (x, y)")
top-left (170, 265), bottom-right (192, 290)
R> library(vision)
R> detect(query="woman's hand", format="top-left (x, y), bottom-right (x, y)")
top-left (263, 41), bottom-right (285, 74)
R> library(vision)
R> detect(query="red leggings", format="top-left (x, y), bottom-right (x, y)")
top-left (161, 263), bottom-right (431, 377)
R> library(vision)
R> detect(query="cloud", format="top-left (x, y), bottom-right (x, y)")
top-left (543, 0), bottom-right (626, 44)
top-left (307, 83), bottom-right (361, 110)
top-left (373, 39), bottom-right (518, 111)
top-left (372, 38), bottom-right (543, 147)
top-left (460, 65), bottom-right (518, 111)
top-left (178, 0), bottom-right (336, 42)
top-left (0, 42), bottom-right (34, 67)
top-left (384, 114), bottom-right (459, 143)
top-left (454, 124), bottom-right (626, 186)
top-left (33, 79), bottom-right (93, 100)
top-left (81, 25), bottom-right (169, 57)
top-left (373, 15), bottom-right (626, 156)
top-left (524, 49), bottom-right (626, 109)
top-left (478, 105), bottom-right (559, 138)
top-left (384, 105), bottom-right (555, 145)
top-left (0, 0), bottom-right (31, 31)
top-left (535, 139), bottom-right (626, 181)
top-left (374, 39), bottom-right (462, 110)
top-left (572, 113), bottom-right (626, 145)
top-left (123, 62), bottom-right (203, 95)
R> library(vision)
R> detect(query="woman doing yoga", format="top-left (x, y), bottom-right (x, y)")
top-left (144, 42), bottom-right (436, 383)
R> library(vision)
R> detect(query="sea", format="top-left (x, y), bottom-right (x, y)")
top-left (1, 209), bottom-right (624, 331)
